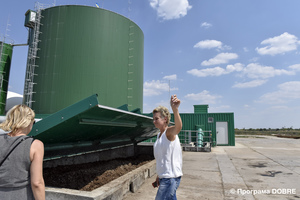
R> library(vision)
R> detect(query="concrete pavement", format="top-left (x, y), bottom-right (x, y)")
top-left (124, 136), bottom-right (300, 200)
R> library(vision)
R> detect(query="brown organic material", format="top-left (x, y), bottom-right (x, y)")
top-left (43, 155), bottom-right (154, 191)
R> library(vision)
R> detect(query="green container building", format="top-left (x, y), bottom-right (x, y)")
top-left (24, 5), bottom-right (144, 114)
top-left (171, 105), bottom-right (235, 146)
top-left (0, 42), bottom-right (13, 114)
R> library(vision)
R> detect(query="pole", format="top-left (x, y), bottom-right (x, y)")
top-left (169, 80), bottom-right (171, 111)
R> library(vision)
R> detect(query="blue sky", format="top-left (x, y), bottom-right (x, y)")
top-left (1, 0), bottom-right (300, 129)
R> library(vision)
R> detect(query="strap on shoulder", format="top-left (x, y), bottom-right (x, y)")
top-left (0, 136), bottom-right (34, 167)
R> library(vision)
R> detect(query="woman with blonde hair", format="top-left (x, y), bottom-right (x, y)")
top-left (0, 105), bottom-right (45, 200)
top-left (153, 95), bottom-right (183, 200)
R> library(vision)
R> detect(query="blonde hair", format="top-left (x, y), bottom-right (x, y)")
top-left (152, 106), bottom-right (171, 125)
top-left (0, 104), bottom-right (35, 133)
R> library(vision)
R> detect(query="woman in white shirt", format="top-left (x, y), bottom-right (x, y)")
top-left (153, 95), bottom-right (183, 200)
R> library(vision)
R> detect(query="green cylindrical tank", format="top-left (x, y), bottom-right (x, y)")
top-left (24, 5), bottom-right (144, 114)
top-left (0, 42), bottom-right (13, 114)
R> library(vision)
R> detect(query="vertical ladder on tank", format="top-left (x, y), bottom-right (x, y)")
top-left (24, 2), bottom-right (44, 108)
top-left (0, 19), bottom-right (12, 109)
top-left (0, 41), bottom-right (4, 90)
top-left (0, 42), bottom-right (7, 108)
top-left (127, 19), bottom-right (135, 110)
top-left (0, 42), bottom-right (5, 108)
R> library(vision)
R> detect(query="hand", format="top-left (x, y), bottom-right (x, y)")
top-left (170, 95), bottom-right (180, 110)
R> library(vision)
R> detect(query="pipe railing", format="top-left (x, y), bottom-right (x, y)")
top-left (179, 130), bottom-right (212, 152)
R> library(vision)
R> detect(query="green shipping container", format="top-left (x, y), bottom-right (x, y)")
top-left (24, 5), bottom-right (144, 114)
top-left (171, 111), bottom-right (235, 146)
top-left (0, 42), bottom-right (13, 114)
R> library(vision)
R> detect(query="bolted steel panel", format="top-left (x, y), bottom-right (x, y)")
top-left (0, 42), bottom-right (13, 114)
top-left (25, 5), bottom-right (144, 114)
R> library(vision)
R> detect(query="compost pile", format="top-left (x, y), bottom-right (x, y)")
top-left (43, 155), bottom-right (154, 191)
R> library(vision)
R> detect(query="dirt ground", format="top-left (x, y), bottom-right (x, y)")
top-left (43, 155), bottom-right (154, 191)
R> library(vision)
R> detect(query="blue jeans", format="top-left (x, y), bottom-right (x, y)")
top-left (155, 177), bottom-right (181, 200)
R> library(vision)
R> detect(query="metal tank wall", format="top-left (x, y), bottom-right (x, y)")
top-left (0, 42), bottom-right (13, 114)
top-left (25, 5), bottom-right (144, 114)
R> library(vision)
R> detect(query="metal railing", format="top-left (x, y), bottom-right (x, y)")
top-left (179, 130), bottom-right (212, 152)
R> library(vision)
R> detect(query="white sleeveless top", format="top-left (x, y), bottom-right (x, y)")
top-left (153, 129), bottom-right (183, 178)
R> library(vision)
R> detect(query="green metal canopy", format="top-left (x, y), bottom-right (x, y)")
top-left (29, 94), bottom-right (158, 159)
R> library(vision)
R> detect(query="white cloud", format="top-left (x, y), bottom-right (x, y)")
top-left (187, 67), bottom-right (225, 77)
top-left (194, 40), bottom-right (222, 49)
top-left (187, 63), bottom-right (243, 77)
top-left (201, 22), bottom-right (212, 29)
top-left (163, 74), bottom-right (177, 80)
top-left (226, 63), bottom-right (244, 73)
top-left (144, 80), bottom-right (178, 96)
top-left (188, 62), bottom-right (297, 83)
top-left (289, 64), bottom-right (300, 71)
top-left (185, 90), bottom-right (222, 104)
top-left (258, 81), bottom-right (300, 104)
top-left (149, 0), bottom-right (192, 20)
top-left (194, 40), bottom-right (231, 51)
top-left (232, 79), bottom-right (268, 88)
top-left (256, 32), bottom-right (300, 56)
top-left (201, 52), bottom-right (238, 66)
top-left (242, 63), bottom-right (295, 79)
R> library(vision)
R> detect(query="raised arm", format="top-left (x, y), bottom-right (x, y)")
top-left (30, 139), bottom-right (45, 200)
top-left (166, 95), bottom-right (182, 141)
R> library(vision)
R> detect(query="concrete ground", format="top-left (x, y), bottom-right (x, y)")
top-left (124, 136), bottom-right (300, 200)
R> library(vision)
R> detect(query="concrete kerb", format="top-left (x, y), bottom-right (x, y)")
top-left (214, 146), bottom-right (255, 200)
top-left (45, 160), bottom-right (156, 200)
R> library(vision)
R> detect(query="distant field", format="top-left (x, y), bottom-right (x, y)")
top-left (235, 128), bottom-right (300, 139)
